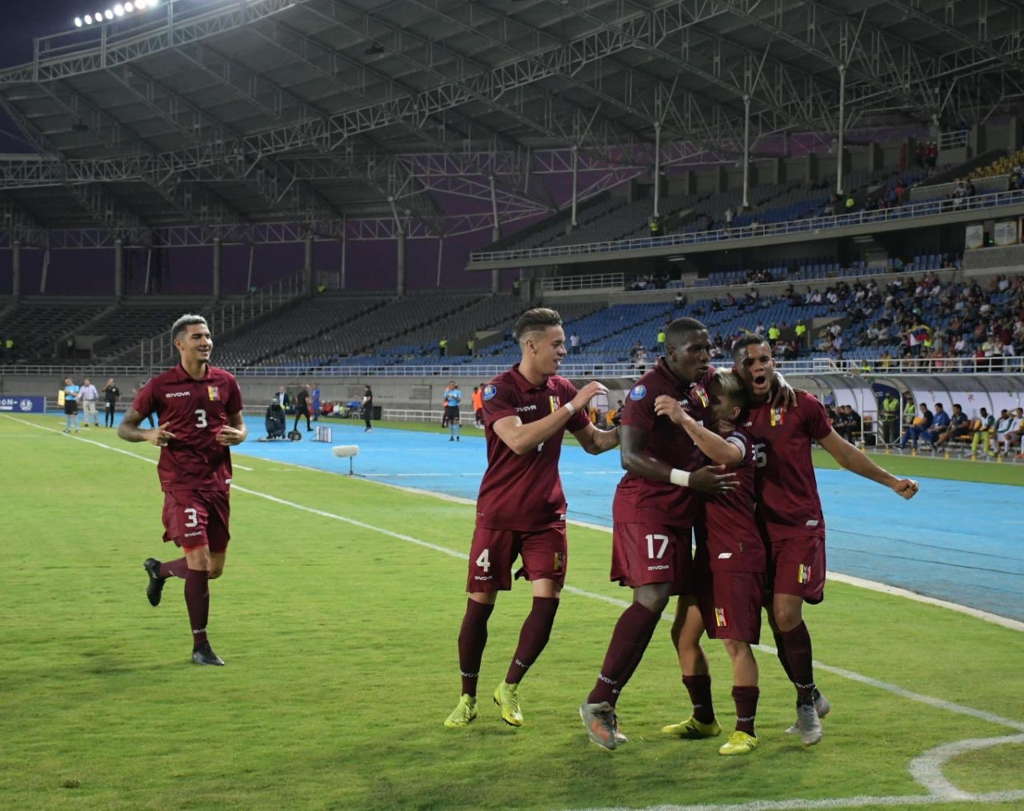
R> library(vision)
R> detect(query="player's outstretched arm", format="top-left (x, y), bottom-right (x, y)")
top-left (572, 422), bottom-right (619, 455)
top-left (117, 408), bottom-right (174, 446)
top-left (492, 380), bottom-right (607, 455)
top-left (818, 429), bottom-right (919, 499)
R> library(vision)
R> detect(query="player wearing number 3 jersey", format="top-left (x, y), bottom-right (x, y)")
top-left (444, 308), bottom-right (619, 730)
top-left (118, 314), bottom-right (247, 666)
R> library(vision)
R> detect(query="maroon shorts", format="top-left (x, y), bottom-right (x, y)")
top-left (765, 531), bottom-right (826, 604)
top-left (161, 490), bottom-right (231, 552)
top-left (610, 522), bottom-right (696, 594)
top-left (699, 570), bottom-right (764, 643)
top-left (466, 524), bottom-right (567, 592)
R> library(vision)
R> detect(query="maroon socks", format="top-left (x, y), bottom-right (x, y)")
top-left (505, 597), bottom-right (559, 684)
top-left (159, 558), bottom-right (189, 579)
top-left (457, 599), bottom-right (495, 697)
top-left (587, 602), bottom-right (661, 706)
top-left (184, 568), bottom-right (209, 649)
top-left (779, 622), bottom-right (816, 704)
top-left (732, 685), bottom-right (759, 735)
top-left (683, 674), bottom-right (716, 723)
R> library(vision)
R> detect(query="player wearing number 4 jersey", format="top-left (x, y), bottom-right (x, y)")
top-left (445, 308), bottom-right (619, 730)
top-left (732, 334), bottom-right (918, 745)
top-left (118, 314), bottom-right (247, 666)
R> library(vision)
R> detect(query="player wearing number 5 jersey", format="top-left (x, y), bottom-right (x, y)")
top-left (444, 308), bottom-right (619, 730)
top-left (118, 314), bottom-right (247, 666)
top-left (732, 334), bottom-right (917, 745)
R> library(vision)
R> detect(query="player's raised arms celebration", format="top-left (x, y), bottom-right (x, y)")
top-left (1, 1), bottom-right (1021, 806)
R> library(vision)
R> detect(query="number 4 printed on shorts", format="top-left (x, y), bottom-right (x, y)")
top-left (475, 548), bottom-right (491, 572)
top-left (645, 533), bottom-right (669, 559)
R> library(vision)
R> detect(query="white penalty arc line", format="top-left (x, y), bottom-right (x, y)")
top-left (8, 415), bottom-right (1024, 809)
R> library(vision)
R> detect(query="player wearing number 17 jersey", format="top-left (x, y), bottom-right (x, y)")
top-left (118, 314), bottom-right (247, 666)
top-left (444, 308), bottom-right (619, 730)
top-left (732, 334), bottom-right (918, 745)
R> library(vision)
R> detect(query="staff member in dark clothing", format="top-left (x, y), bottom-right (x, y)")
top-left (103, 378), bottom-right (121, 428)
top-left (362, 385), bottom-right (374, 432)
top-left (293, 384), bottom-right (312, 432)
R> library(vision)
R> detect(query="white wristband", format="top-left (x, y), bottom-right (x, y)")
top-left (563, 402), bottom-right (577, 416)
top-left (669, 468), bottom-right (690, 487)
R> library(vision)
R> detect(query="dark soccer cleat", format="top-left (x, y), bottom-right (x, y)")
top-left (191, 642), bottom-right (225, 666)
top-left (143, 558), bottom-right (166, 607)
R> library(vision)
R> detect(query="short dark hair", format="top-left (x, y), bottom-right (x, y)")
top-left (514, 308), bottom-right (562, 340)
top-left (665, 317), bottom-right (706, 346)
top-left (171, 313), bottom-right (208, 343)
top-left (953, 403), bottom-right (962, 410)
top-left (731, 332), bottom-right (769, 358)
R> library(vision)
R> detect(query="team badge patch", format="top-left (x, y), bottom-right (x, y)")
top-left (207, 386), bottom-right (219, 401)
top-left (553, 552), bottom-right (564, 571)
top-left (770, 407), bottom-right (784, 427)
top-left (483, 384), bottom-right (497, 401)
top-left (629, 384), bottom-right (647, 401)
top-left (549, 395), bottom-right (560, 414)
top-left (798, 564), bottom-right (811, 584)
top-left (691, 383), bottom-right (709, 408)
top-left (715, 607), bottom-right (727, 627)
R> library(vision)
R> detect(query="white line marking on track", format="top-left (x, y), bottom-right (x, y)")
top-left (8, 414), bottom-right (1024, 810)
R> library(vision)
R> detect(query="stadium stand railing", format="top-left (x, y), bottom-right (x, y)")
top-left (468, 187), bottom-right (1024, 265)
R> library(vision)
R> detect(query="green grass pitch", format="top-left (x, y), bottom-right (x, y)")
top-left (0, 413), bottom-right (1021, 810)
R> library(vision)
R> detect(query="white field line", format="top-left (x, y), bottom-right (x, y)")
top-left (7, 415), bottom-right (1024, 810)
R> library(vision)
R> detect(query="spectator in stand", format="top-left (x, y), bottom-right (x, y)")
top-left (834, 405), bottom-right (859, 444)
top-left (569, 333), bottom-right (580, 353)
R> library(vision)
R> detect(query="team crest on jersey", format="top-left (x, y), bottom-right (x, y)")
top-left (691, 383), bottom-right (709, 408)
top-left (553, 552), bottom-right (564, 571)
top-left (549, 396), bottom-right (560, 414)
top-left (714, 607), bottom-right (727, 627)
top-left (207, 386), bottom-right (220, 401)
top-left (629, 384), bottom-right (647, 401)
top-left (483, 384), bottom-right (497, 401)
top-left (770, 407), bottom-right (784, 427)
top-left (798, 564), bottom-right (811, 584)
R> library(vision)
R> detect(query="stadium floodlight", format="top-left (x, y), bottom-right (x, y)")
top-left (84, 14), bottom-right (92, 23)
top-left (104, 9), bottom-right (114, 19)
top-left (124, 1), bottom-right (133, 10)
top-left (113, 3), bottom-right (124, 16)
top-left (75, 16), bottom-right (83, 26)
top-left (73, 0), bottom-right (154, 27)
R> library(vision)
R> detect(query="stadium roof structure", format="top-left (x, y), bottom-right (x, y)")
top-left (1, 0), bottom-right (1023, 247)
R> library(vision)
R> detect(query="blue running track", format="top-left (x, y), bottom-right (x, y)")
top-left (236, 418), bottom-right (1024, 622)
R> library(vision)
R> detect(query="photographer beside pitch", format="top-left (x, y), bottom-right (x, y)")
top-left (118, 314), bottom-right (247, 666)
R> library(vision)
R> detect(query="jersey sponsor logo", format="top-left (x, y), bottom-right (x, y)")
top-left (805, 519), bottom-right (819, 527)
top-left (646, 563), bottom-right (670, 571)
top-left (165, 391), bottom-right (191, 399)
top-left (516, 404), bottom-right (537, 413)
top-left (483, 384), bottom-right (497, 401)
top-left (630, 384), bottom-right (647, 401)
top-left (207, 386), bottom-right (220, 401)
top-left (717, 552), bottom-right (733, 559)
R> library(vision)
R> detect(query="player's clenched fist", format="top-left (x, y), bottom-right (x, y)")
top-left (891, 478), bottom-right (919, 499)
top-left (571, 380), bottom-right (608, 411)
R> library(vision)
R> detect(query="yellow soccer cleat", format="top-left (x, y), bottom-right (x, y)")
top-left (719, 730), bottom-right (759, 756)
top-left (661, 715), bottom-right (722, 739)
top-left (443, 694), bottom-right (478, 728)
top-left (493, 681), bottom-right (523, 726)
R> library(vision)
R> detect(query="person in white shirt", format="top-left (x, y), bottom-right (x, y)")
top-left (79, 378), bottom-right (100, 427)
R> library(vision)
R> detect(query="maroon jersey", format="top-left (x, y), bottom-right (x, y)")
top-left (132, 363), bottom-right (244, 493)
top-left (702, 428), bottom-right (764, 573)
top-left (612, 360), bottom-right (713, 526)
top-left (475, 365), bottom-right (588, 531)
top-left (745, 391), bottom-right (832, 540)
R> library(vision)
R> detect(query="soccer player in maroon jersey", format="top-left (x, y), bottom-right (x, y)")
top-left (444, 308), bottom-right (620, 729)
top-left (655, 370), bottom-right (766, 756)
top-left (579, 317), bottom-right (744, 750)
top-left (732, 334), bottom-right (918, 744)
top-left (118, 314), bottom-right (247, 666)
